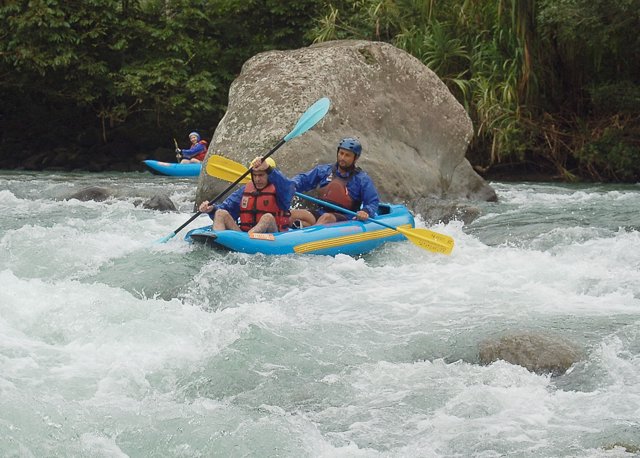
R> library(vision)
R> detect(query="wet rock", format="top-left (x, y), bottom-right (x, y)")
top-left (603, 443), bottom-right (640, 454)
top-left (65, 186), bottom-right (111, 202)
top-left (478, 332), bottom-right (583, 375)
top-left (142, 193), bottom-right (177, 211)
top-left (410, 198), bottom-right (482, 225)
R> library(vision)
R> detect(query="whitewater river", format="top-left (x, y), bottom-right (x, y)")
top-left (1, 171), bottom-right (639, 457)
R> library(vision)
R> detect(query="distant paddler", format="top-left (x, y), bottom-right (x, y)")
top-left (175, 131), bottom-right (208, 164)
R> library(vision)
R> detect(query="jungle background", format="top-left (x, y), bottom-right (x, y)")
top-left (1, 0), bottom-right (638, 181)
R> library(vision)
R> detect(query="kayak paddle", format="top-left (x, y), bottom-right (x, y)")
top-left (155, 97), bottom-right (331, 243)
top-left (206, 154), bottom-right (455, 255)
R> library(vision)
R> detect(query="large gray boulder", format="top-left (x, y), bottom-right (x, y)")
top-left (196, 39), bottom-right (496, 212)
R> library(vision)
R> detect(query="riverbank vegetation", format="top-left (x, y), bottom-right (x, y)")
top-left (314, 0), bottom-right (640, 181)
top-left (1, 0), bottom-right (638, 181)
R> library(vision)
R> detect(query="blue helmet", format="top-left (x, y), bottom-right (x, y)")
top-left (337, 137), bottom-right (362, 157)
top-left (189, 132), bottom-right (201, 141)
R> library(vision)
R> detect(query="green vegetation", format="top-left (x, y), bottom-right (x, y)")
top-left (0, 0), bottom-right (322, 168)
top-left (310, 0), bottom-right (640, 181)
top-left (1, 0), bottom-right (638, 181)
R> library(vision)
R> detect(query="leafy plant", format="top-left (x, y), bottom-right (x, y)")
top-left (309, 0), bottom-right (639, 181)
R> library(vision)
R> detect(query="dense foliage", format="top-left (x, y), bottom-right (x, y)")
top-left (310, 0), bottom-right (640, 181)
top-left (1, 0), bottom-right (638, 180)
top-left (0, 0), bottom-right (322, 169)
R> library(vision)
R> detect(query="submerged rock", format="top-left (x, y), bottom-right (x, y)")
top-left (142, 193), bottom-right (177, 211)
top-left (410, 198), bottom-right (482, 225)
top-left (603, 443), bottom-right (640, 454)
top-left (196, 39), bottom-right (496, 210)
top-left (479, 332), bottom-right (583, 375)
top-left (65, 186), bottom-right (111, 202)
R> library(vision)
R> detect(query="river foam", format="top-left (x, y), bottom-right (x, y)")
top-left (1, 172), bottom-right (639, 456)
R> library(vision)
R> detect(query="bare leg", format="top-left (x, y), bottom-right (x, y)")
top-left (212, 209), bottom-right (241, 231)
top-left (315, 212), bottom-right (338, 225)
top-left (290, 209), bottom-right (316, 227)
top-left (248, 213), bottom-right (278, 234)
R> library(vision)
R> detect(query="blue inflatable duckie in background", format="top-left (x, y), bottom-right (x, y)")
top-left (143, 160), bottom-right (201, 177)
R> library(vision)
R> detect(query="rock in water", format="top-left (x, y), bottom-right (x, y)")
top-left (479, 332), bottom-right (583, 375)
top-left (196, 39), bottom-right (496, 207)
top-left (142, 194), bottom-right (177, 211)
top-left (65, 186), bottom-right (111, 202)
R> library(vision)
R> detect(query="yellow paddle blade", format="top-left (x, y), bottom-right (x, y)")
top-left (206, 155), bottom-right (251, 184)
top-left (420, 228), bottom-right (455, 250)
top-left (396, 226), bottom-right (455, 255)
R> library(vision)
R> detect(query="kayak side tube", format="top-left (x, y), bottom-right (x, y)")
top-left (143, 160), bottom-right (201, 177)
top-left (185, 204), bottom-right (415, 256)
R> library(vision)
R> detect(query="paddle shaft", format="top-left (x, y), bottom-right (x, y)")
top-left (296, 191), bottom-right (453, 254)
top-left (156, 98), bottom-right (330, 243)
top-left (294, 192), bottom-right (401, 231)
top-left (167, 139), bottom-right (286, 238)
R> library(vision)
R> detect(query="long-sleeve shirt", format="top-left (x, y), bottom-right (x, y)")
top-left (293, 163), bottom-right (380, 217)
top-left (208, 168), bottom-right (296, 221)
top-left (180, 142), bottom-right (207, 159)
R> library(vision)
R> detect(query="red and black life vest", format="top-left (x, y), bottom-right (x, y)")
top-left (239, 182), bottom-right (290, 232)
top-left (318, 167), bottom-right (361, 212)
top-left (193, 140), bottom-right (208, 161)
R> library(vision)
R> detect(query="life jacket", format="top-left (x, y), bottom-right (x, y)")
top-left (239, 182), bottom-right (290, 232)
top-left (318, 166), bottom-right (361, 212)
top-left (193, 140), bottom-right (208, 161)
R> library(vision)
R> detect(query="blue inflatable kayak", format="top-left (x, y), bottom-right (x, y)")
top-left (185, 203), bottom-right (414, 256)
top-left (143, 160), bottom-right (201, 177)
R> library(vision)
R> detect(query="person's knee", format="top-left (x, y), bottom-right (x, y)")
top-left (316, 213), bottom-right (336, 224)
top-left (291, 209), bottom-right (315, 226)
top-left (260, 213), bottom-right (275, 224)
